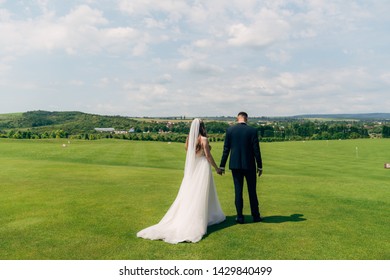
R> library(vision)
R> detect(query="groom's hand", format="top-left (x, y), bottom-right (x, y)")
top-left (257, 168), bottom-right (263, 177)
top-left (219, 167), bottom-right (225, 175)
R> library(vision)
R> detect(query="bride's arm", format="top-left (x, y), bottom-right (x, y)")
top-left (201, 137), bottom-right (220, 171)
top-left (185, 136), bottom-right (189, 151)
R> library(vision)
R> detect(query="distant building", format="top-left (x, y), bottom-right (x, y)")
top-left (114, 130), bottom-right (128, 134)
top-left (94, 128), bottom-right (115, 133)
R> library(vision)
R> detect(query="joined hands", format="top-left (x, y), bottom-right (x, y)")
top-left (216, 167), bottom-right (262, 177)
top-left (216, 167), bottom-right (225, 176)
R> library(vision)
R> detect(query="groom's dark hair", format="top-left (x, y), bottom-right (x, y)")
top-left (238, 112), bottom-right (248, 120)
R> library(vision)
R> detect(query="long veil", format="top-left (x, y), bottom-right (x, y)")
top-left (184, 118), bottom-right (200, 179)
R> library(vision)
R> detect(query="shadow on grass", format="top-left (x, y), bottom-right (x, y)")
top-left (205, 214), bottom-right (306, 239)
top-left (261, 214), bottom-right (307, 223)
top-left (207, 214), bottom-right (306, 234)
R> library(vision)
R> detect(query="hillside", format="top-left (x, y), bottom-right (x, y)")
top-left (1, 110), bottom-right (389, 140)
top-left (0, 110), bottom-right (140, 134)
top-left (2, 111), bottom-right (390, 131)
top-left (292, 113), bottom-right (390, 120)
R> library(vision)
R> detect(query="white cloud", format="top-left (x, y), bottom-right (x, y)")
top-left (61, 5), bottom-right (108, 26)
top-left (98, 77), bottom-right (112, 88)
top-left (227, 8), bottom-right (290, 48)
top-left (144, 17), bottom-right (166, 29)
top-left (266, 49), bottom-right (291, 63)
top-left (380, 73), bottom-right (390, 85)
top-left (0, 5), bottom-right (142, 56)
top-left (0, 0), bottom-right (389, 116)
top-left (123, 82), bottom-right (175, 115)
top-left (69, 80), bottom-right (84, 86)
top-left (118, 0), bottom-right (189, 20)
top-left (177, 59), bottom-right (223, 75)
top-left (0, 55), bottom-right (14, 74)
top-left (0, 8), bottom-right (11, 20)
top-left (157, 74), bottom-right (173, 84)
top-left (193, 39), bottom-right (213, 49)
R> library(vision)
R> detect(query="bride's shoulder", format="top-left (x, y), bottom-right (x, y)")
top-left (200, 136), bottom-right (210, 147)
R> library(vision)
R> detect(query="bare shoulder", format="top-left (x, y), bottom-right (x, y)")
top-left (200, 136), bottom-right (209, 146)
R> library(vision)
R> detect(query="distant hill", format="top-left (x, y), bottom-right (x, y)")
top-left (0, 110), bottom-right (140, 134)
top-left (1, 110), bottom-right (389, 134)
top-left (1, 110), bottom-right (388, 140)
top-left (291, 113), bottom-right (390, 120)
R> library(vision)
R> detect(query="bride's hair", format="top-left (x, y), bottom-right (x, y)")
top-left (195, 120), bottom-right (207, 152)
top-left (199, 120), bottom-right (207, 137)
top-left (185, 119), bottom-right (207, 152)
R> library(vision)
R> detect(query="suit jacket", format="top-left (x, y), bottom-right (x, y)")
top-left (220, 122), bottom-right (262, 170)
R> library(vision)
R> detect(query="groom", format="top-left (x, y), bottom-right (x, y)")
top-left (219, 112), bottom-right (263, 224)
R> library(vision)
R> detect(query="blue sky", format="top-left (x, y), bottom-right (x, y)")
top-left (1, 0), bottom-right (389, 117)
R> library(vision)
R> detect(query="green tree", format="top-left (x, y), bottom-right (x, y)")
top-left (383, 126), bottom-right (390, 138)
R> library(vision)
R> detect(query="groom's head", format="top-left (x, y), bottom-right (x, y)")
top-left (237, 112), bottom-right (248, 123)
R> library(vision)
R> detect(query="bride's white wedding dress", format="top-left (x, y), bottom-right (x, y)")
top-left (137, 119), bottom-right (225, 244)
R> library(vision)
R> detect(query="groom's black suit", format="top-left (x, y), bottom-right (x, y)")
top-left (220, 122), bottom-right (262, 220)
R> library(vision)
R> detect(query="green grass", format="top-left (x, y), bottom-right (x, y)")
top-left (0, 138), bottom-right (389, 260)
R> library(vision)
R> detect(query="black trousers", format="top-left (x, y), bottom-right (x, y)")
top-left (232, 169), bottom-right (260, 218)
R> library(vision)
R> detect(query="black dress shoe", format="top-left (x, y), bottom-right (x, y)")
top-left (253, 216), bottom-right (263, 223)
top-left (236, 216), bottom-right (245, 224)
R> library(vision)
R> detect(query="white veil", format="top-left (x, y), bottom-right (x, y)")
top-left (184, 118), bottom-right (200, 179)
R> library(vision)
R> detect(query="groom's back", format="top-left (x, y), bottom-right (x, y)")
top-left (227, 123), bottom-right (257, 170)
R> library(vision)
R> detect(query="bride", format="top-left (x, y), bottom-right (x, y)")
top-left (137, 118), bottom-right (226, 244)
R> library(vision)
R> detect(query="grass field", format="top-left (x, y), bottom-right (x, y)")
top-left (0, 138), bottom-right (389, 260)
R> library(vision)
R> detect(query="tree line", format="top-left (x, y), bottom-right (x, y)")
top-left (1, 110), bottom-right (389, 142)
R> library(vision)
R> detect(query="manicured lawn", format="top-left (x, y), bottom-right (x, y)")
top-left (0, 138), bottom-right (389, 259)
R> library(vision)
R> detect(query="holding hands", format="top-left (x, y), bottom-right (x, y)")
top-left (216, 167), bottom-right (225, 176)
top-left (216, 167), bottom-right (262, 177)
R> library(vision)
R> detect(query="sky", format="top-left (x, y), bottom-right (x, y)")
top-left (0, 0), bottom-right (389, 117)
